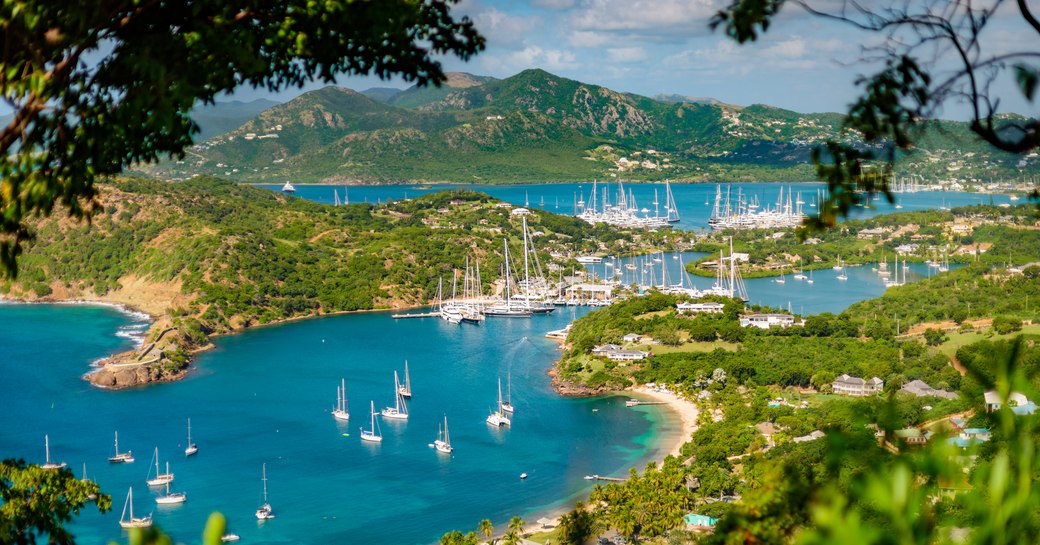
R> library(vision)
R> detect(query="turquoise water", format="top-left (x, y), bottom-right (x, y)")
top-left (585, 254), bottom-right (959, 315)
top-left (1, 303), bottom-right (674, 544)
top-left (261, 182), bottom-right (1014, 232)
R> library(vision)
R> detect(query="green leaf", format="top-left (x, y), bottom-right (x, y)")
top-left (1014, 63), bottom-right (1039, 102)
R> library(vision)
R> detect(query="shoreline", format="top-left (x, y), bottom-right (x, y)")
top-left (511, 382), bottom-right (699, 542)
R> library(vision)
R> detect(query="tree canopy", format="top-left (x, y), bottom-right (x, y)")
top-left (0, 0), bottom-right (484, 277)
top-left (711, 0), bottom-right (1039, 228)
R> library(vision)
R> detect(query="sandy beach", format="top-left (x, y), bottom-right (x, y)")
top-left (628, 384), bottom-right (700, 459)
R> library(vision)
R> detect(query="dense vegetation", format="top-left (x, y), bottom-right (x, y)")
top-left (143, 69), bottom-right (1034, 185)
top-left (3, 177), bottom-right (634, 339)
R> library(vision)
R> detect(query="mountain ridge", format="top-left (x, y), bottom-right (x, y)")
top-left (143, 69), bottom-right (1032, 184)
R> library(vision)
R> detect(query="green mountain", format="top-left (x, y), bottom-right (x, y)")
top-left (191, 99), bottom-right (281, 140)
top-left (144, 69), bottom-right (1031, 184)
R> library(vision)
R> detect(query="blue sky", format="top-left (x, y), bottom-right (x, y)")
top-left (231, 0), bottom-right (1036, 119)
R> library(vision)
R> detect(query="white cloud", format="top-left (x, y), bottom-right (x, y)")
top-left (569, 30), bottom-right (614, 48)
top-left (606, 47), bottom-right (649, 62)
top-left (480, 46), bottom-right (580, 74)
top-left (530, 0), bottom-right (577, 8)
top-left (469, 6), bottom-right (541, 47)
top-left (570, 0), bottom-right (723, 34)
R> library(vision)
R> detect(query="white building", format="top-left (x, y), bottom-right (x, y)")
top-left (605, 349), bottom-right (650, 361)
top-left (740, 313), bottom-right (795, 329)
top-left (832, 374), bottom-right (884, 396)
top-left (677, 302), bottom-right (725, 315)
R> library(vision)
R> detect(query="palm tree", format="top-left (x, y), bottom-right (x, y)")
top-left (507, 516), bottom-right (525, 538)
top-left (477, 519), bottom-right (494, 544)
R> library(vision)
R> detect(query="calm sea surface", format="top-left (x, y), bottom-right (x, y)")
top-left (260, 181), bottom-right (1013, 231)
top-left (1, 304), bottom-right (676, 545)
top-left (2, 180), bottom-right (980, 544)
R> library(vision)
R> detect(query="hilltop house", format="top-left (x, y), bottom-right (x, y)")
top-left (832, 374), bottom-right (884, 396)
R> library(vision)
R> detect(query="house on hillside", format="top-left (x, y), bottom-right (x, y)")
top-left (677, 302), bottom-right (725, 315)
top-left (900, 379), bottom-right (958, 399)
top-left (740, 313), bottom-right (795, 329)
top-left (605, 349), bottom-right (650, 362)
top-left (984, 390), bottom-right (1038, 414)
top-left (832, 374), bottom-right (884, 396)
top-left (622, 333), bottom-right (642, 343)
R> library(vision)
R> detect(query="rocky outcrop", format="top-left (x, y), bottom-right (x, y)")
top-left (87, 360), bottom-right (188, 389)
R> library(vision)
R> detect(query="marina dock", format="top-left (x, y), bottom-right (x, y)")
top-left (625, 399), bottom-right (668, 407)
top-left (583, 474), bottom-right (626, 482)
top-left (391, 312), bottom-right (440, 319)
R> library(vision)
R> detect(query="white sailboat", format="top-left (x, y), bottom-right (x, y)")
top-left (438, 277), bottom-right (463, 324)
top-left (486, 378), bottom-right (512, 427)
top-left (41, 435), bottom-right (65, 470)
top-left (332, 378), bottom-right (350, 421)
top-left (119, 487), bottom-right (153, 528)
top-left (398, 361), bottom-right (412, 399)
top-left (381, 371), bottom-right (409, 420)
top-left (664, 181), bottom-right (681, 223)
top-left (185, 419), bottom-right (198, 457)
top-left (833, 256), bottom-right (844, 271)
top-left (155, 482), bottom-right (186, 505)
top-left (484, 239), bottom-right (533, 317)
top-left (434, 416), bottom-right (453, 454)
top-left (360, 400), bottom-right (383, 443)
top-left (774, 269), bottom-right (786, 284)
top-left (81, 464), bottom-right (97, 500)
top-left (146, 448), bottom-right (174, 487)
top-left (109, 431), bottom-right (134, 463)
top-left (255, 463), bottom-right (274, 520)
top-left (501, 372), bottom-right (514, 414)
top-left (807, 266), bottom-right (815, 284)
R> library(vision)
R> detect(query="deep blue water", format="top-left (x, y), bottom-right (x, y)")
top-left (260, 182), bottom-right (1013, 231)
top-left (0, 303), bottom-right (676, 545)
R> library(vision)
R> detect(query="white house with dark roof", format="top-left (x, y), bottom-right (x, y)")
top-left (832, 374), bottom-right (884, 396)
top-left (622, 333), bottom-right (642, 343)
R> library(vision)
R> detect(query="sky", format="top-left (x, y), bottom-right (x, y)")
top-left (228, 0), bottom-right (1037, 119)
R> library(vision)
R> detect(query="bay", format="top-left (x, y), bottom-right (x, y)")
top-left (0, 304), bottom-right (673, 545)
top-left (259, 181), bottom-right (1015, 231)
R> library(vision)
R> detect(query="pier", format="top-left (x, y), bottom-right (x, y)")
top-left (583, 474), bottom-right (626, 482)
top-left (625, 399), bottom-right (668, 407)
top-left (391, 312), bottom-right (440, 319)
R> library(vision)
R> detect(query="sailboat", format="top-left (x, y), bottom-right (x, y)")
top-left (833, 256), bottom-right (844, 271)
top-left (486, 378), bottom-right (511, 427)
top-left (119, 487), bottom-right (153, 528)
top-left (155, 482), bottom-right (186, 505)
top-left (109, 431), bottom-right (134, 463)
top-left (437, 276), bottom-right (463, 324)
top-left (185, 420), bottom-right (198, 457)
top-left (332, 378), bottom-right (350, 421)
top-left (807, 267), bottom-right (815, 284)
top-left (484, 239), bottom-right (532, 317)
top-left (81, 464), bottom-right (97, 500)
top-left (793, 262), bottom-right (807, 281)
top-left (773, 269), bottom-right (786, 284)
top-left (381, 371), bottom-right (409, 420)
top-left (255, 464), bottom-right (274, 520)
top-left (360, 401), bottom-right (383, 443)
top-left (664, 181), bottom-right (681, 223)
top-left (145, 448), bottom-right (174, 486)
top-left (41, 435), bottom-right (65, 470)
top-left (398, 361), bottom-right (412, 399)
top-left (501, 372), bottom-right (514, 414)
top-left (434, 416), bottom-right (453, 454)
